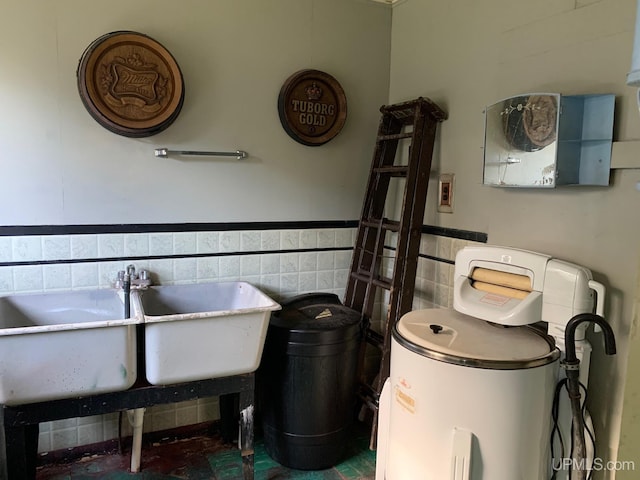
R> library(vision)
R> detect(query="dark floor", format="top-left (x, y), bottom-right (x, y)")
top-left (35, 425), bottom-right (376, 480)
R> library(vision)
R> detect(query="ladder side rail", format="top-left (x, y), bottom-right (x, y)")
top-left (377, 114), bottom-right (440, 386)
top-left (344, 116), bottom-right (402, 312)
top-left (361, 217), bottom-right (387, 321)
top-left (346, 227), bottom-right (377, 314)
top-left (347, 114), bottom-right (405, 413)
top-left (353, 221), bottom-right (390, 391)
top-left (367, 106), bottom-right (426, 446)
top-left (388, 111), bottom-right (438, 325)
top-left (346, 112), bottom-right (395, 282)
top-left (345, 174), bottom-right (396, 313)
top-left (341, 97), bottom-right (447, 450)
top-left (369, 111), bottom-right (441, 449)
top-left (384, 105), bottom-right (429, 314)
top-left (353, 158), bottom-right (401, 316)
top-left (396, 120), bottom-right (440, 316)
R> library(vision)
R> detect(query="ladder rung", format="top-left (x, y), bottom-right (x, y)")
top-left (357, 388), bottom-right (379, 411)
top-left (350, 272), bottom-right (392, 290)
top-left (355, 267), bottom-right (374, 278)
top-left (353, 246), bottom-right (376, 257)
top-left (359, 381), bottom-right (380, 401)
top-left (373, 165), bottom-right (408, 176)
top-left (375, 275), bottom-right (392, 289)
top-left (361, 218), bottom-right (400, 232)
top-left (377, 132), bottom-right (413, 142)
top-left (366, 329), bottom-right (384, 348)
top-left (381, 107), bottom-right (418, 124)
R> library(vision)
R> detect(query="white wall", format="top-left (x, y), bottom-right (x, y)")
top-left (389, 0), bottom-right (640, 476)
top-left (616, 252), bottom-right (640, 480)
top-left (0, 0), bottom-right (391, 225)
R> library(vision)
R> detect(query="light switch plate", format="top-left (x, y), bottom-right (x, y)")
top-left (437, 173), bottom-right (454, 213)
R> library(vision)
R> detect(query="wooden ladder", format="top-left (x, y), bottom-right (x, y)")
top-left (343, 97), bottom-right (447, 446)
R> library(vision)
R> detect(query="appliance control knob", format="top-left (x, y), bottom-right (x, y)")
top-left (429, 324), bottom-right (443, 334)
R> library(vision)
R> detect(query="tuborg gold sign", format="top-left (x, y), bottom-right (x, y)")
top-left (277, 69), bottom-right (347, 146)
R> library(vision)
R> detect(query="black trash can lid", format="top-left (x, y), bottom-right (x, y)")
top-left (271, 303), bottom-right (362, 332)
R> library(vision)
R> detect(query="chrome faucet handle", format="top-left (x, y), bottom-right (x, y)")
top-left (114, 270), bottom-right (126, 289)
top-left (129, 268), bottom-right (152, 288)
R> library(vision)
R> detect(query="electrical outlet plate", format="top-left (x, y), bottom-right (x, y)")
top-left (437, 173), bottom-right (454, 213)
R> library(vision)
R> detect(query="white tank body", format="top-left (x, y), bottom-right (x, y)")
top-left (380, 309), bottom-right (560, 480)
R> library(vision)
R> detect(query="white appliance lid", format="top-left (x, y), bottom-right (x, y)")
top-left (396, 308), bottom-right (557, 367)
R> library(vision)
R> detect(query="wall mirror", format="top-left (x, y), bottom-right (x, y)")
top-left (483, 93), bottom-right (615, 187)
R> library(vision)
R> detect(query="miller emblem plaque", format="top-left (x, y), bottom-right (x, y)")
top-left (77, 31), bottom-right (185, 138)
top-left (278, 69), bottom-right (347, 146)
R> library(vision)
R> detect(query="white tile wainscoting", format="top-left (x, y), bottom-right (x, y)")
top-left (0, 223), bottom-right (485, 453)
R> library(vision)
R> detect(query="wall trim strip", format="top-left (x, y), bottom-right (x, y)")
top-left (0, 221), bottom-right (359, 237)
top-left (0, 221), bottom-right (487, 242)
top-left (0, 247), bottom-right (354, 268)
top-left (422, 225), bottom-right (488, 243)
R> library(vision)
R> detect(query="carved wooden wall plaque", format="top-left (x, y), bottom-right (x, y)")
top-left (278, 69), bottom-right (347, 146)
top-left (77, 31), bottom-right (185, 138)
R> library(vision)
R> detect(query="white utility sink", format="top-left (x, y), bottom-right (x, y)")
top-left (133, 282), bottom-right (281, 385)
top-left (0, 289), bottom-right (139, 405)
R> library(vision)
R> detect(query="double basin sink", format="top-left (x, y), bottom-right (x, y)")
top-left (0, 282), bottom-right (280, 405)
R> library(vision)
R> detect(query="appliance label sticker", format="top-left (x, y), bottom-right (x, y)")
top-left (395, 386), bottom-right (416, 414)
top-left (480, 293), bottom-right (510, 306)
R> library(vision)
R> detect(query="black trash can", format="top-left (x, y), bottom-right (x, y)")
top-left (258, 293), bottom-right (363, 470)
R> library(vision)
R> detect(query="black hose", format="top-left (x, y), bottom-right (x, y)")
top-left (550, 378), bottom-right (568, 479)
top-left (565, 369), bottom-right (587, 480)
top-left (123, 274), bottom-right (131, 319)
top-left (550, 379), bottom-right (597, 480)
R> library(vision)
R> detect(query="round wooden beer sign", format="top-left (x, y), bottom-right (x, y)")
top-left (77, 31), bottom-right (185, 138)
top-left (278, 69), bottom-right (347, 146)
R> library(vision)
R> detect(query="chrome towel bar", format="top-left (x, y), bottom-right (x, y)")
top-left (154, 148), bottom-right (248, 159)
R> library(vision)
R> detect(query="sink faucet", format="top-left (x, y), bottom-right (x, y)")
top-left (115, 265), bottom-right (152, 290)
